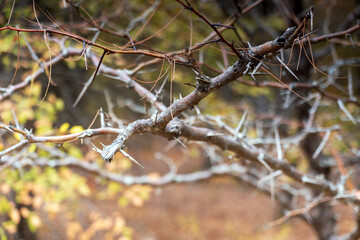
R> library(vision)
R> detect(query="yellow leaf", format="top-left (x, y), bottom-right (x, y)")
top-left (9, 208), bottom-right (20, 224)
top-left (28, 143), bottom-right (37, 153)
top-left (117, 197), bottom-right (129, 207)
top-left (59, 122), bottom-right (70, 133)
top-left (68, 146), bottom-right (83, 158)
top-left (3, 221), bottom-right (16, 234)
top-left (113, 217), bottom-right (125, 234)
top-left (14, 133), bottom-right (21, 141)
top-left (55, 99), bottom-right (64, 111)
top-left (131, 195), bottom-right (144, 207)
top-left (20, 207), bottom-right (30, 218)
top-left (69, 125), bottom-right (84, 134)
top-left (0, 183), bottom-right (10, 194)
top-left (247, 129), bottom-right (257, 139)
top-left (33, 196), bottom-right (43, 209)
top-left (77, 183), bottom-right (90, 197)
top-left (1, 110), bottom-right (12, 123)
top-left (29, 214), bottom-right (42, 228)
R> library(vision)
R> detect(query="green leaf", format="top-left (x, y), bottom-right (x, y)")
top-left (0, 226), bottom-right (8, 240)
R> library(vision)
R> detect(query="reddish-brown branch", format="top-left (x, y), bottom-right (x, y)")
top-left (65, 0), bottom-right (128, 38)
top-left (241, 0), bottom-right (264, 15)
top-left (0, 26), bottom-right (176, 61)
top-left (176, 0), bottom-right (241, 57)
top-left (89, 50), bottom-right (107, 87)
top-left (302, 23), bottom-right (360, 45)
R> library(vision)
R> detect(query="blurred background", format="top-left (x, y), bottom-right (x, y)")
top-left (0, 0), bottom-right (359, 239)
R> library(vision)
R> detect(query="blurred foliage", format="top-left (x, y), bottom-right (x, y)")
top-left (0, 0), bottom-right (359, 239)
top-left (0, 35), bottom-right (151, 239)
